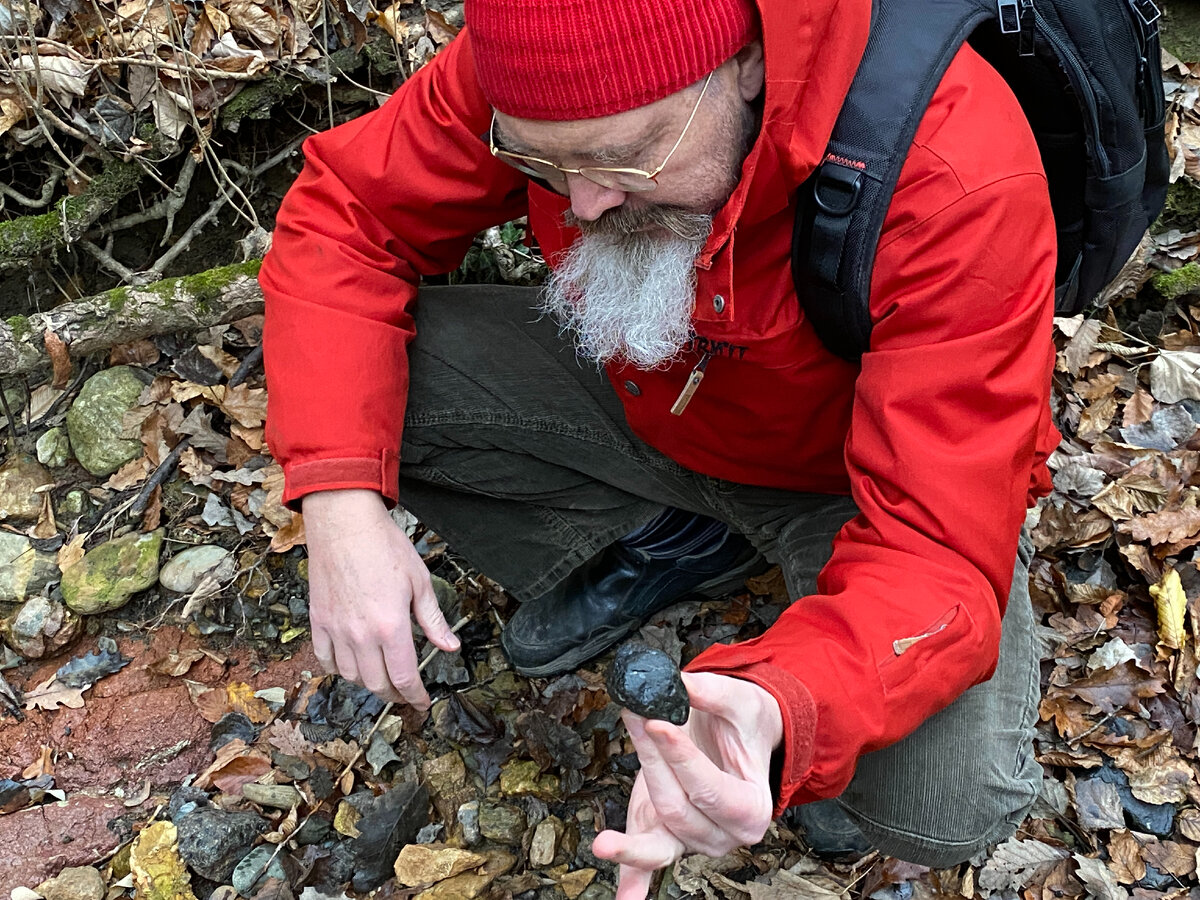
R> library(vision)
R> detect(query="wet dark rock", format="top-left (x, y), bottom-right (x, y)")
top-left (210, 712), bottom-right (258, 751)
top-left (605, 643), bottom-right (689, 725)
top-left (168, 785), bottom-right (211, 822)
top-left (175, 806), bottom-right (269, 882)
top-left (292, 814), bottom-right (332, 846)
top-left (1096, 762), bottom-right (1176, 836)
top-left (1136, 864), bottom-right (1174, 891)
top-left (1124, 794), bottom-right (1176, 837)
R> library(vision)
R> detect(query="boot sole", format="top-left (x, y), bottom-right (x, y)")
top-left (503, 550), bottom-right (769, 678)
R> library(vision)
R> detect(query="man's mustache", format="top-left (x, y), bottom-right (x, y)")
top-left (563, 206), bottom-right (713, 243)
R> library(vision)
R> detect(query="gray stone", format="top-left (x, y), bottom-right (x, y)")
top-left (61, 529), bottom-right (164, 614)
top-left (231, 846), bottom-right (288, 897)
top-left (458, 800), bottom-right (481, 845)
top-left (0, 453), bottom-right (52, 523)
top-left (65, 366), bottom-right (147, 476)
top-left (606, 643), bottom-right (689, 725)
top-left (34, 866), bottom-right (105, 900)
top-left (159, 544), bottom-right (235, 593)
top-left (2, 594), bottom-right (81, 659)
top-left (478, 801), bottom-right (527, 844)
top-left (175, 806), bottom-right (268, 883)
top-left (578, 884), bottom-right (616, 900)
top-left (36, 426), bottom-right (72, 468)
top-left (0, 531), bottom-right (59, 603)
top-left (529, 815), bottom-right (564, 867)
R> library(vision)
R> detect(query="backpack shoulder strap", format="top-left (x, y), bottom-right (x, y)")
top-left (792, 0), bottom-right (998, 361)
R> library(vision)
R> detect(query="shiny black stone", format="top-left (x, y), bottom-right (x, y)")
top-left (606, 643), bottom-right (689, 725)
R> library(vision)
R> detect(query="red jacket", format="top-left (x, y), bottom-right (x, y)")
top-left (261, 0), bottom-right (1059, 810)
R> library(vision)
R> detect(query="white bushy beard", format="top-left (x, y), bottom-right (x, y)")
top-left (540, 206), bottom-right (713, 370)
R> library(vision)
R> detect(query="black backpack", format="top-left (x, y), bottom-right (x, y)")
top-left (792, 0), bottom-right (1170, 360)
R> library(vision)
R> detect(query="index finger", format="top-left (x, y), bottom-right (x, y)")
top-left (382, 628), bottom-right (431, 710)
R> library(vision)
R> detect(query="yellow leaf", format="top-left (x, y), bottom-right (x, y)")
top-left (130, 820), bottom-right (197, 900)
top-left (334, 799), bottom-right (362, 838)
top-left (226, 681), bottom-right (273, 724)
top-left (1150, 568), bottom-right (1188, 650)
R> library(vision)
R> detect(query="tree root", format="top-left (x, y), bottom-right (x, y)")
top-left (0, 260), bottom-right (264, 377)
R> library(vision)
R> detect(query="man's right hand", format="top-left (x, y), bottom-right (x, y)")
top-left (302, 489), bottom-right (460, 710)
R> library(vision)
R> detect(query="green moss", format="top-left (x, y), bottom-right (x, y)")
top-left (5, 314), bottom-right (30, 340)
top-left (1158, 179), bottom-right (1200, 233)
top-left (1152, 263), bottom-right (1200, 301)
top-left (0, 160), bottom-right (142, 265)
top-left (363, 37), bottom-right (401, 76)
top-left (221, 77), bottom-right (300, 128)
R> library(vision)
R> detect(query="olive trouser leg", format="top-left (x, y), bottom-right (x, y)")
top-left (398, 286), bottom-right (1041, 865)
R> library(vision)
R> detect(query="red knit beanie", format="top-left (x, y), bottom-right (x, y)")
top-left (465, 0), bottom-right (760, 121)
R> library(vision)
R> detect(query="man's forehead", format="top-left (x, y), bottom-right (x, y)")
top-left (493, 107), bottom-right (670, 161)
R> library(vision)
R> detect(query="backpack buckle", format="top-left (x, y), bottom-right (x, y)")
top-left (997, 0), bottom-right (1020, 33)
top-left (1128, 0), bottom-right (1160, 27)
top-left (813, 161), bottom-right (864, 217)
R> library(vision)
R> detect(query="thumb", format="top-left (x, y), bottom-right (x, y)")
top-left (410, 574), bottom-right (461, 652)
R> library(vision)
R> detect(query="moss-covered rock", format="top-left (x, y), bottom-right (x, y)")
top-left (1152, 263), bottom-right (1200, 301)
top-left (66, 366), bottom-right (148, 476)
top-left (61, 529), bottom-right (164, 615)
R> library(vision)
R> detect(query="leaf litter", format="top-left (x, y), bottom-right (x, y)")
top-left (3, 19), bottom-right (1200, 900)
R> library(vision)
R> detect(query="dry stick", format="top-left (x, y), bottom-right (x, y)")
top-left (250, 614), bottom-right (473, 884)
top-left (130, 436), bottom-right (191, 517)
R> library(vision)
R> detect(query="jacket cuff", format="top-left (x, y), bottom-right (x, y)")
top-left (281, 450), bottom-right (401, 511)
top-left (684, 654), bottom-right (817, 816)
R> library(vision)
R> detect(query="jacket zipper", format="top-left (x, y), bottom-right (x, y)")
top-left (670, 351), bottom-right (713, 416)
top-left (1033, 6), bottom-right (1109, 177)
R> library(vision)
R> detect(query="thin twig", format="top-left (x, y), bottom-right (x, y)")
top-left (131, 437), bottom-right (191, 517)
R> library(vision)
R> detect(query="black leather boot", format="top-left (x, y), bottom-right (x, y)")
top-left (784, 800), bottom-right (874, 859)
top-left (500, 509), bottom-right (764, 677)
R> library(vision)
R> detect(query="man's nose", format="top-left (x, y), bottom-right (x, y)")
top-left (566, 174), bottom-right (627, 222)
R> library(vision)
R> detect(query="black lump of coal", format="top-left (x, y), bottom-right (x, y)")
top-left (606, 643), bottom-right (690, 726)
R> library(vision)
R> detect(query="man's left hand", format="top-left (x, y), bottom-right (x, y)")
top-left (592, 672), bottom-right (784, 900)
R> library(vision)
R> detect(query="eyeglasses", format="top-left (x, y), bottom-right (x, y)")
top-left (488, 71), bottom-right (713, 193)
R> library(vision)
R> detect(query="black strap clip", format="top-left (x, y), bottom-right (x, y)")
top-left (812, 161), bottom-right (864, 217)
top-left (1128, 0), bottom-right (1160, 29)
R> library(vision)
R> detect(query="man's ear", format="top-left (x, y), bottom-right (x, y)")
top-left (732, 40), bottom-right (765, 103)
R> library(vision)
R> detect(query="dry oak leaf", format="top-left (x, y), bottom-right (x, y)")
top-left (1106, 830), bottom-right (1147, 884)
top-left (1150, 568), bottom-right (1188, 651)
top-left (218, 384), bottom-right (268, 428)
top-left (1052, 660), bottom-right (1167, 716)
top-left (976, 837), bottom-right (1070, 893)
top-left (1109, 743), bottom-right (1196, 805)
top-left (1120, 500), bottom-right (1200, 546)
top-left (1141, 840), bottom-right (1197, 877)
top-left (1178, 807), bottom-right (1200, 841)
top-left (265, 719), bottom-right (315, 759)
top-left (43, 330), bottom-right (72, 389)
top-left (1073, 854), bottom-right (1128, 900)
top-left (147, 649), bottom-right (207, 678)
top-left (193, 738), bottom-right (272, 792)
top-left (22, 675), bottom-right (85, 711)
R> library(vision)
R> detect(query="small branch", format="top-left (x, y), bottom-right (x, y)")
top-left (0, 260), bottom-right (265, 377)
top-left (0, 166), bottom-right (64, 210)
top-left (228, 345), bottom-right (263, 388)
top-left (131, 437), bottom-right (191, 517)
top-left (82, 239), bottom-right (141, 284)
